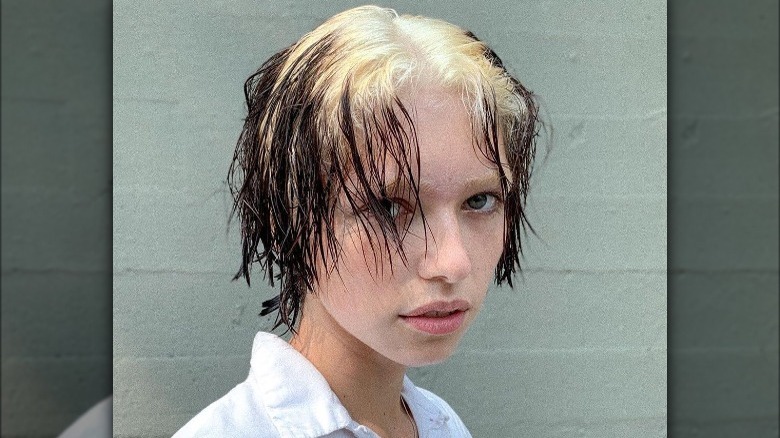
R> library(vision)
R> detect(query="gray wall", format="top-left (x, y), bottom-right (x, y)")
top-left (1, 1), bottom-right (112, 437)
top-left (668, 0), bottom-right (779, 436)
top-left (112, 1), bottom-right (667, 437)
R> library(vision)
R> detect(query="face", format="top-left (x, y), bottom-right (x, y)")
top-left (305, 87), bottom-right (506, 367)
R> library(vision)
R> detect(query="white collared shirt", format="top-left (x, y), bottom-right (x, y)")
top-left (172, 332), bottom-right (472, 437)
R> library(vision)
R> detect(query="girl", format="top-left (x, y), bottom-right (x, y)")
top-left (174, 5), bottom-right (539, 437)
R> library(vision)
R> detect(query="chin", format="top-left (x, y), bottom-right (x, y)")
top-left (398, 340), bottom-right (461, 368)
top-left (403, 352), bottom-right (455, 368)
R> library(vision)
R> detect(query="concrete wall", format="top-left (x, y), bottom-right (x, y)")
top-left (1, 1), bottom-right (112, 437)
top-left (112, 1), bottom-right (667, 437)
top-left (668, 0), bottom-right (779, 436)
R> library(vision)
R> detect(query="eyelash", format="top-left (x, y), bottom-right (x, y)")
top-left (463, 192), bottom-right (503, 214)
top-left (374, 191), bottom-right (504, 220)
top-left (378, 198), bottom-right (414, 220)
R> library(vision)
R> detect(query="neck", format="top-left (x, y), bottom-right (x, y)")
top-left (290, 294), bottom-right (414, 437)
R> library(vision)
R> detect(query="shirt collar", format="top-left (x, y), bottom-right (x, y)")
top-left (248, 332), bottom-right (358, 436)
top-left (401, 376), bottom-right (454, 434)
top-left (248, 332), bottom-right (452, 437)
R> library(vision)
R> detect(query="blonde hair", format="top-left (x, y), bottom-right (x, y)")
top-left (229, 5), bottom-right (540, 332)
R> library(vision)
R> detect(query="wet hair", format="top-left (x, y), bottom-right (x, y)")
top-left (228, 5), bottom-right (541, 332)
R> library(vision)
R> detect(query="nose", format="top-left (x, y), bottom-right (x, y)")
top-left (417, 216), bottom-right (472, 284)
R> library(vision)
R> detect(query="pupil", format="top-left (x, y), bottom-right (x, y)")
top-left (380, 199), bottom-right (399, 217)
top-left (468, 194), bottom-right (487, 209)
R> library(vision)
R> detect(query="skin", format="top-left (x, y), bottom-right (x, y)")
top-left (290, 87), bottom-right (507, 437)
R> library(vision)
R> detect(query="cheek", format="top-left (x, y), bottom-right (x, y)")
top-left (469, 217), bottom-right (506, 268)
top-left (320, 213), bottom-right (382, 278)
top-left (316, 226), bottom-right (398, 308)
top-left (340, 227), bottom-right (390, 282)
top-left (337, 216), bottom-right (414, 286)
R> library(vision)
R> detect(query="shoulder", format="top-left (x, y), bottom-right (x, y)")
top-left (171, 380), bottom-right (279, 438)
top-left (404, 379), bottom-right (472, 437)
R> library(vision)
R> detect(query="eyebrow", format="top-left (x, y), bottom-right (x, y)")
top-left (383, 172), bottom-right (503, 197)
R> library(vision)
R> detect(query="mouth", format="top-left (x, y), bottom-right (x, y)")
top-left (417, 310), bottom-right (460, 317)
top-left (400, 300), bottom-right (470, 335)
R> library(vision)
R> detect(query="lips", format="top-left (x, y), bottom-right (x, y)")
top-left (420, 310), bottom-right (457, 317)
top-left (402, 300), bottom-right (470, 317)
top-left (400, 300), bottom-right (470, 335)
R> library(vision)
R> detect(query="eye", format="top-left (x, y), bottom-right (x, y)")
top-left (379, 198), bottom-right (402, 219)
top-left (464, 193), bottom-right (499, 212)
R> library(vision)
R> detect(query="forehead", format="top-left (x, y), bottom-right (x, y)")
top-left (417, 90), bottom-right (503, 185)
top-left (374, 88), bottom-right (506, 192)
top-left (336, 85), bottom-right (509, 198)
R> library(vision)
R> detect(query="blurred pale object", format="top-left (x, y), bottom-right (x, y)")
top-left (57, 396), bottom-right (112, 438)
